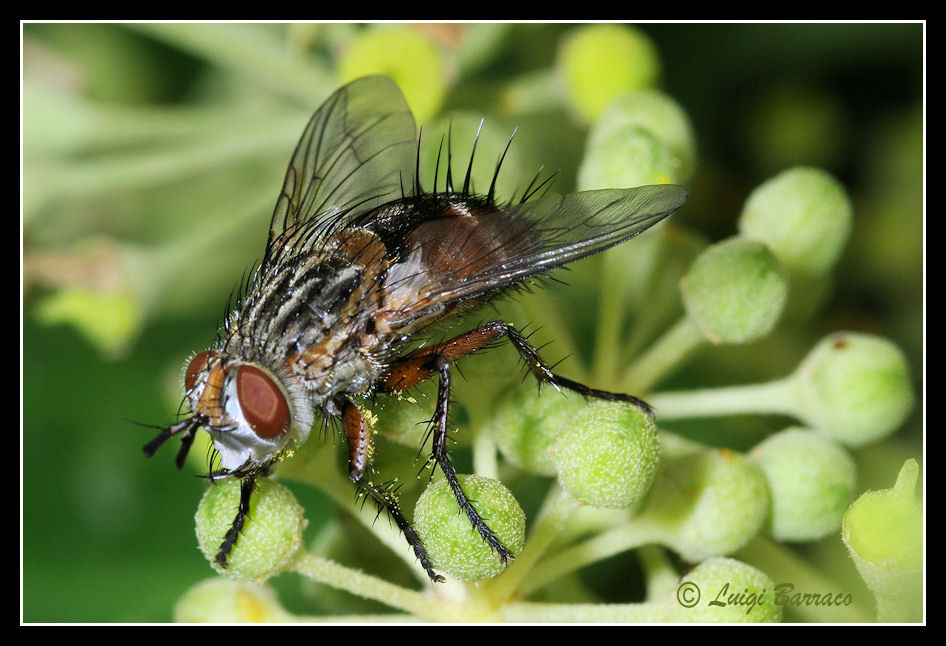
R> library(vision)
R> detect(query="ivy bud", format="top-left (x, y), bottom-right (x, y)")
top-left (750, 428), bottom-right (856, 541)
top-left (195, 478), bottom-right (306, 583)
top-left (558, 24), bottom-right (660, 123)
top-left (681, 237), bottom-right (788, 344)
top-left (842, 459), bottom-right (922, 622)
top-left (338, 26), bottom-right (446, 123)
top-left (549, 401), bottom-right (660, 509)
top-left (739, 167), bottom-right (852, 276)
top-left (638, 449), bottom-right (769, 561)
top-left (666, 558), bottom-right (781, 622)
top-left (586, 89), bottom-right (697, 183)
top-left (491, 388), bottom-right (586, 476)
top-left (578, 126), bottom-right (679, 190)
top-left (173, 578), bottom-right (291, 622)
top-left (414, 474), bottom-right (525, 581)
top-left (791, 332), bottom-right (914, 446)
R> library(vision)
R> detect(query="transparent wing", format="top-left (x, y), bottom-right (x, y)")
top-left (266, 75), bottom-right (417, 254)
top-left (464, 184), bottom-right (691, 285)
top-left (384, 184), bottom-right (689, 327)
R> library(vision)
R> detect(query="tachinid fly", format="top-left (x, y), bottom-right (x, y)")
top-left (143, 75), bottom-right (688, 583)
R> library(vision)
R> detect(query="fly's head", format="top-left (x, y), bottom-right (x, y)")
top-left (143, 349), bottom-right (313, 479)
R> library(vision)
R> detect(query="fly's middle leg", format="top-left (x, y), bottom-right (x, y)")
top-left (339, 398), bottom-right (444, 583)
top-left (376, 320), bottom-right (654, 568)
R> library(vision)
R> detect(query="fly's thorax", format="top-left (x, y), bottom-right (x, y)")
top-left (183, 349), bottom-right (313, 473)
top-left (228, 226), bottom-right (404, 406)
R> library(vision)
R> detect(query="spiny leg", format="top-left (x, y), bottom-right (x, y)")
top-left (380, 320), bottom-right (654, 414)
top-left (376, 320), bottom-right (655, 565)
top-left (430, 362), bottom-right (515, 562)
top-left (215, 475), bottom-right (255, 567)
top-left (339, 399), bottom-right (444, 583)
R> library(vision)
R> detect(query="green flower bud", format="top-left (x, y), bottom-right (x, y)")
top-left (558, 24), bottom-right (660, 123)
top-left (173, 577), bottom-right (292, 623)
top-left (639, 449), bottom-right (769, 561)
top-left (791, 332), bottom-right (914, 446)
top-left (549, 401), bottom-right (660, 509)
top-left (666, 558), bottom-right (781, 622)
top-left (491, 388), bottom-right (586, 476)
top-left (681, 237), bottom-right (788, 344)
top-left (414, 474), bottom-right (525, 581)
top-left (195, 478), bottom-right (306, 583)
top-left (587, 89), bottom-right (698, 183)
top-left (842, 459), bottom-right (922, 622)
top-left (750, 428), bottom-right (856, 541)
top-left (739, 167), bottom-right (852, 276)
top-left (577, 126), bottom-right (679, 190)
top-left (338, 26), bottom-right (446, 123)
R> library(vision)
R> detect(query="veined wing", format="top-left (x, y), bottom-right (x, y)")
top-left (265, 76), bottom-right (417, 262)
top-left (381, 185), bottom-right (689, 328)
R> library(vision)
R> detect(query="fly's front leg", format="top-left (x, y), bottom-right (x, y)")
top-left (339, 398), bottom-right (444, 583)
top-left (215, 476), bottom-right (256, 567)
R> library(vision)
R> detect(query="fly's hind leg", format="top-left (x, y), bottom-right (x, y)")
top-left (339, 398), bottom-right (444, 583)
top-left (376, 320), bottom-right (655, 565)
top-left (380, 321), bottom-right (653, 413)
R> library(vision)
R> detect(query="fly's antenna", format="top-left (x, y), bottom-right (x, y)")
top-left (488, 125), bottom-right (518, 206)
top-left (462, 118), bottom-right (485, 196)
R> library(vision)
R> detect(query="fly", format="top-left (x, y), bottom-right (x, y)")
top-left (143, 75), bottom-right (689, 583)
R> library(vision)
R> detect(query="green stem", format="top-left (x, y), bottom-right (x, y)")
top-left (620, 315), bottom-right (706, 392)
top-left (638, 544), bottom-right (680, 602)
top-left (291, 551), bottom-right (459, 621)
top-left (500, 600), bottom-right (666, 622)
top-left (472, 423), bottom-right (500, 480)
top-left (646, 376), bottom-right (798, 420)
top-left (520, 521), bottom-right (665, 596)
top-left (592, 249), bottom-right (633, 382)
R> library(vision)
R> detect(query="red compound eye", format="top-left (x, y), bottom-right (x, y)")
top-left (185, 351), bottom-right (214, 392)
top-left (236, 365), bottom-right (290, 439)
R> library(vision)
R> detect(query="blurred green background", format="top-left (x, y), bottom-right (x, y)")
top-left (22, 22), bottom-right (923, 622)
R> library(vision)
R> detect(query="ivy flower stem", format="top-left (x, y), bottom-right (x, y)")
top-left (520, 521), bottom-right (665, 596)
top-left (500, 600), bottom-right (665, 623)
top-left (621, 315), bottom-right (705, 392)
top-left (646, 377), bottom-right (796, 420)
top-left (592, 250), bottom-right (634, 382)
top-left (638, 544), bottom-right (681, 602)
top-left (291, 551), bottom-right (460, 620)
